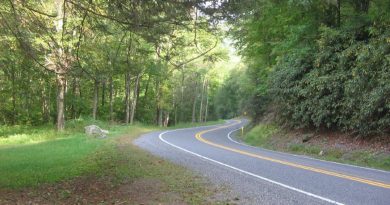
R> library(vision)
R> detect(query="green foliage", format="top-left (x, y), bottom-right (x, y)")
top-left (271, 24), bottom-right (390, 135)
top-left (0, 1), bottom-right (231, 128)
top-left (227, 0), bottom-right (390, 135)
top-left (243, 124), bottom-right (278, 147)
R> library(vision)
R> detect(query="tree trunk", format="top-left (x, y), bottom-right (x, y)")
top-left (136, 75), bottom-right (141, 106)
top-left (101, 79), bottom-right (106, 107)
top-left (155, 78), bottom-right (162, 126)
top-left (337, 0), bottom-right (341, 27)
top-left (92, 79), bottom-right (99, 120)
top-left (204, 79), bottom-right (209, 122)
top-left (125, 71), bottom-right (131, 124)
top-left (158, 109), bottom-right (163, 127)
top-left (180, 70), bottom-right (185, 122)
top-left (174, 105), bottom-right (177, 125)
top-left (130, 73), bottom-right (140, 124)
top-left (163, 111), bottom-right (169, 127)
top-left (41, 80), bottom-right (49, 122)
top-left (353, 0), bottom-right (370, 13)
top-left (54, 1), bottom-right (68, 130)
top-left (144, 74), bottom-right (150, 97)
top-left (199, 77), bottom-right (206, 122)
top-left (70, 77), bottom-right (78, 119)
top-left (11, 67), bottom-right (17, 125)
top-left (191, 78), bottom-right (198, 123)
top-left (109, 76), bottom-right (114, 122)
top-left (56, 73), bottom-right (66, 131)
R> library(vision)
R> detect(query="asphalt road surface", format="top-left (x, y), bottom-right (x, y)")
top-left (134, 119), bottom-right (390, 205)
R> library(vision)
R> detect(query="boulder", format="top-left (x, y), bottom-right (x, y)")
top-left (302, 134), bottom-right (313, 143)
top-left (84, 125), bottom-right (109, 138)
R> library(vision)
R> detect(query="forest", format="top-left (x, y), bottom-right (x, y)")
top-left (0, 1), bottom-right (236, 130)
top-left (219, 0), bottom-right (390, 136)
top-left (1, 1), bottom-right (389, 135)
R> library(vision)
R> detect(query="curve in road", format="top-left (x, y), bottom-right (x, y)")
top-left (135, 119), bottom-right (390, 205)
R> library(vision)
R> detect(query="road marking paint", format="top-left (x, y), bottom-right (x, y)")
top-left (195, 120), bottom-right (390, 189)
top-left (226, 128), bottom-right (390, 174)
top-left (159, 129), bottom-right (344, 205)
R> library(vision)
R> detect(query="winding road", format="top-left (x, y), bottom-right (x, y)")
top-left (134, 119), bottom-right (390, 205)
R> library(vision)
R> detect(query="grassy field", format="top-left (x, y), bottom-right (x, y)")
top-left (0, 119), bottom-right (227, 204)
top-left (241, 123), bottom-right (390, 171)
top-left (0, 119), bottom-right (144, 188)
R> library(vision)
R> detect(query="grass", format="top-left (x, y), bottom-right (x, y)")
top-left (243, 124), bottom-right (278, 147)
top-left (0, 120), bottom-right (153, 188)
top-left (241, 123), bottom-right (390, 171)
top-left (0, 119), bottom-right (225, 204)
top-left (0, 136), bottom-right (103, 188)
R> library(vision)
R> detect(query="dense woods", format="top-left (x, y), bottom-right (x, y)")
top-left (0, 1), bottom-right (231, 130)
top-left (220, 0), bottom-right (390, 136)
top-left (1, 0), bottom-right (390, 136)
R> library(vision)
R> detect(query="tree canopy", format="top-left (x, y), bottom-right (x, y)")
top-left (218, 0), bottom-right (390, 135)
top-left (0, 0), bottom-right (232, 130)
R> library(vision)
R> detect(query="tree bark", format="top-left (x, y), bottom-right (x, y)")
top-left (158, 109), bottom-right (163, 127)
top-left (144, 74), bottom-right (150, 97)
top-left (70, 77), bottom-right (78, 119)
top-left (337, 0), bottom-right (341, 27)
top-left (56, 73), bottom-right (66, 131)
top-left (125, 71), bottom-right (131, 124)
top-left (109, 76), bottom-right (114, 122)
top-left (204, 79), bottom-right (209, 122)
top-left (191, 77), bottom-right (198, 123)
top-left (41, 79), bottom-right (49, 122)
top-left (199, 77), bottom-right (206, 122)
top-left (353, 0), bottom-right (370, 13)
top-left (180, 70), bottom-right (185, 122)
top-left (130, 73), bottom-right (140, 124)
top-left (174, 105), bottom-right (177, 125)
top-left (11, 67), bottom-right (17, 125)
top-left (101, 79), bottom-right (106, 107)
top-left (155, 78), bottom-right (163, 126)
top-left (92, 79), bottom-right (99, 120)
top-left (163, 111), bottom-right (169, 127)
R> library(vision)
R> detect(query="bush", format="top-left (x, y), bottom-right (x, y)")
top-left (271, 24), bottom-right (390, 135)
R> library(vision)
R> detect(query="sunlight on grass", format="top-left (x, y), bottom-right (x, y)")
top-left (0, 118), bottom-right (223, 188)
top-left (244, 124), bottom-right (278, 146)
top-left (0, 136), bottom-right (104, 188)
top-left (0, 131), bottom-right (58, 145)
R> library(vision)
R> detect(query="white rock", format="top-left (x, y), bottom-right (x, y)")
top-left (84, 125), bottom-right (109, 138)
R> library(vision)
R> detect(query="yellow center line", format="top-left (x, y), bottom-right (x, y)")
top-left (195, 120), bottom-right (390, 189)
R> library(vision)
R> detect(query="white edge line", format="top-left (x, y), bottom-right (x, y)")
top-left (227, 127), bottom-right (390, 174)
top-left (158, 129), bottom-right (344, 205)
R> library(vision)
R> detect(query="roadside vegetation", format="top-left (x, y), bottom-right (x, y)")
top-left (241, 122), bottom-right (390, 171)
top-left (217, 0), bottom-right (390, 136)
top-left (0, 119), bottom-right (225, 204)
top-left (215, 1), bottom-right (390, 168)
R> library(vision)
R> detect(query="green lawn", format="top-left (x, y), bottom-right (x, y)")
top-left (0, 119), bottom-right (224, 189)
top-left (0, 119), bottom-right (149, 188)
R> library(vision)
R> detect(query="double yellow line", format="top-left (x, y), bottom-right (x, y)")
top-left (195, 120), bottom-right (390, 189)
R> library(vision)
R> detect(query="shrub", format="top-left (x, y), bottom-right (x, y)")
top-left (270, 24), bottom-right (390, 135)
